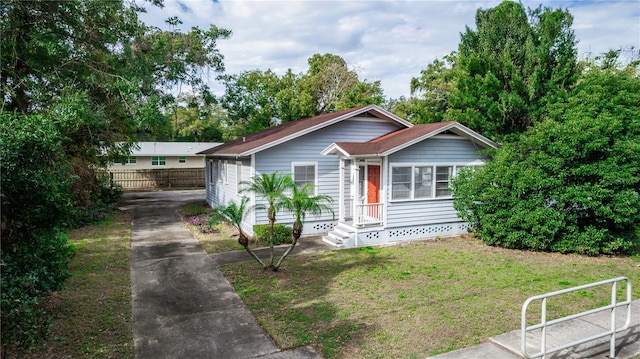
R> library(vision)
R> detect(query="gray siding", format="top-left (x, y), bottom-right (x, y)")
top-left (388, 135), bottom-right (487, 163)
top-left (254, 118), bottom-right (402, 233)
top-left (385, 136), bottom-right (488, 228)
top-left (205, 157), bottom-right (254, 234)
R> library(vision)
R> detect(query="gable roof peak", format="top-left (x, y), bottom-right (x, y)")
top-left (198, 105), bottom-right (412, 156)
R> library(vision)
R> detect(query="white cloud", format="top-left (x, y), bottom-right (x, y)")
top-left (139, 0), bottom-right (640, 99)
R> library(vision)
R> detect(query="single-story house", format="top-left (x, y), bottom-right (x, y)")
top-left (108, 142), bottom-right (221, 170)
top-left (198, 105), bottom-right (498, 247)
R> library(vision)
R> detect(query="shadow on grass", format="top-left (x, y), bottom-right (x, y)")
top-left (221, 246), bottom-right (393, 358)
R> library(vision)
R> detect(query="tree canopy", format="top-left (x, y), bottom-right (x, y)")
top-left (447, 1), bottom-right (579, 139)
top-left (1, 0), bottom-right (231, 351)
top-left (451, 67), bottom-right (640, 255)
top-left (390, 1), bottom-right (580, 138)
top-left (221, 53), bottom-right (383, 138)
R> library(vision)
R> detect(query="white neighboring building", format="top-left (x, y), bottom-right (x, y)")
top-left (109, 142), bottom-right (221, 170)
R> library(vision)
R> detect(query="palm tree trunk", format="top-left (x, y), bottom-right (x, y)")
top-left (273, 221), bottom-right (302, 271)
top-left (268, 206), bottom-right (276, 267)
top-left (238, 232), bottom-right (267, 269)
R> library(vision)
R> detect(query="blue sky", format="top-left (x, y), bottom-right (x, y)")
top-left (139, 0), bottom-right (640, 99)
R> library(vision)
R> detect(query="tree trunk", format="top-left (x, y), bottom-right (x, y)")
top-left (238, 232), bottom-right (267, 269)
top-left (268, 205), bottom-right (276, 267)
top-left (273, 221), bottom-right (302, 271)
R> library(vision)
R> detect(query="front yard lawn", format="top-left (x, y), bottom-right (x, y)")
top-left (221, 235), bottom-right (640, 358)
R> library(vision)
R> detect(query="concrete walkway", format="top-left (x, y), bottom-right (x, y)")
top-left (122, 190), bottom-right (639, 359)
top-left (121, 190), bottom-right (324, 359)
top-left (428, 299), bottom-right (640, 359)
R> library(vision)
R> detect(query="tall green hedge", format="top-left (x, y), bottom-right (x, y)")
top-left (1, 114), bottom-right (74, 353)
top-left (452, 70), bottom-right (640, 255)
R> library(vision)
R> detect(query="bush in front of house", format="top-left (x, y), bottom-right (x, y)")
top-left (451, 70), bottom-right (640, 255)
top-left (253, 224), bottom-right (293, 247)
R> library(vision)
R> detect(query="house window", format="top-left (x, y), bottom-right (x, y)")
top-left (435, 166), bottom-right (453, 197)
top-left (178, 156), bottom-right (186, 164)
top-left (292, 163), bottom-right (316, 190)
top-left (222, 161), bottom-right (228, 184)
top-left (391, 167), bottom-right (411, 200)
top-left (121, 156), bottom-right (136, 165)
top-left (414, 166), bottom-right (433, 199)
top-left (209, 160), bottom-right (214, 185)
top-left (152, 156), bottom-right (166, 166)
top-left (391, 164), bottom-right (467, 200)
top-left (236, 161), bottom-right (243, 193)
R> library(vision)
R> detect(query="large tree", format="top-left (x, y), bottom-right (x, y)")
top-left (221, 69), bottom-right (315, 140)
top-left (1, 0), bottom-right (230, 350)
top-left (302, 53), bottom-right (384, 114)
top-left (392, 54), bottom-right (457, 124)
top-left (221, 53), bottom-right (384, 138)
top-left (451, 68), bottom-right (640, 255)
top-left (1, 0), bottom-right (231, 192)
top-left (446, 1), bottom-right (579, 139)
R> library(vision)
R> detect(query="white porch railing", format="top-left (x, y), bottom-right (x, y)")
top-left (521, 276), bottom-right (632, 359)
top-left (355, 203), bottom-right (383, 226)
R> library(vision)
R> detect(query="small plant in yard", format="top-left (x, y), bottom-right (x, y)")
top-left (179, 203), bottom-right (243, 253)
top-left (185, 213), bottom-right (219, 234)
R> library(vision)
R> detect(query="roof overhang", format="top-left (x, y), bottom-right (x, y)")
top-left (321, 122), bottom-right (499, 158)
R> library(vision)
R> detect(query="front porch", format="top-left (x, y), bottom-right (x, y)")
top-left (322, 158), bottom-right (386, 247)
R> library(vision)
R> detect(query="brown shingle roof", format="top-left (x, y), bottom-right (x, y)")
top-left (333, 122), bottom-right (455, 155)
top-left (326, 121), bottom-right (498, 156)
top-left (198, 105), bottom-right (411, 156)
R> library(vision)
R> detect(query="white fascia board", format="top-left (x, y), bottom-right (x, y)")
top-left (448, 124), bottom-right (500, 148)
top-left (320, 143), bottom-right (355, 158)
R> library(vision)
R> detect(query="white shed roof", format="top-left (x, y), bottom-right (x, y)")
top-left (131, 142), bottom-right (221, 156)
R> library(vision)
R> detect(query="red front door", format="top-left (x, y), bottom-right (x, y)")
top-left (366, 165), bottom-right (380, 204)
top-left (366, 165), bottom-right (381, 221)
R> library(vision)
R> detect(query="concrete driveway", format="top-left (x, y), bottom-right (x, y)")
top-left (120, 190), bottom-right (322, 359)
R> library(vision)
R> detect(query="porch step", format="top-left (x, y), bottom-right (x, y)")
top-left (322, 223), bottom-right (355, 247)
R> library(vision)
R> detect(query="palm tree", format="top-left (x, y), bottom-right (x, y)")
top-left (216, 196), bottom-right (267, 269)
top-left (241, 172), bottom-right (295, 267)
top-left (274, 182), bottom-right (334, 271)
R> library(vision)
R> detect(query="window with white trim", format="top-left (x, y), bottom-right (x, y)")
top-left (391, 167), bottom-right (411, 200)
top-left (236, 161), bottom-right (243, 193)
top-left (209, 160), bottom-right (214, 185)
top-left (391, 164), bottom-right (469, 200)
top-left (292, 163), bottom-right (316, 191)
top-left (435, 166), bottom-right (454, 197)
top-left (221, 160), bottom-right (228, 184)
top-left (178, 156), bottom-right (186, 164)
top-left (151, 156), bottom-right (166, 166)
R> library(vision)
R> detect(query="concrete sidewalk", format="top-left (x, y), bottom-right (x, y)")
top-left (428, 299), bottom-right (640, 359)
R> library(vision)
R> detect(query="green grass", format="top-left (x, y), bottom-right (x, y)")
top-left (18, 210), bottom-right (133, 358)
top-left (221, 236), bottom-right (640, 359)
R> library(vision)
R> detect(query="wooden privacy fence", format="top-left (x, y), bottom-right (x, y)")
top-left (107, 168), bottom-right (205, 190)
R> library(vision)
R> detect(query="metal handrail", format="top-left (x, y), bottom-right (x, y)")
top-left (521, 276), bottom-right (632, 359)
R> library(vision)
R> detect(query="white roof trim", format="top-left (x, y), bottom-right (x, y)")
top-left (320, 143), bottom-right (352, 157)
top-left (379, 122), bottom-right (499, 156)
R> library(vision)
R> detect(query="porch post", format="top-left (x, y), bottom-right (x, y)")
top-left (338, 157), bottom-right (345, 222)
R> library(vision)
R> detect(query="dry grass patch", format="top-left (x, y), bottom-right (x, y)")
top-left (221, 235), bottom-right (640, 359)
top-left (18, 210), bottom-right (133, 359)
